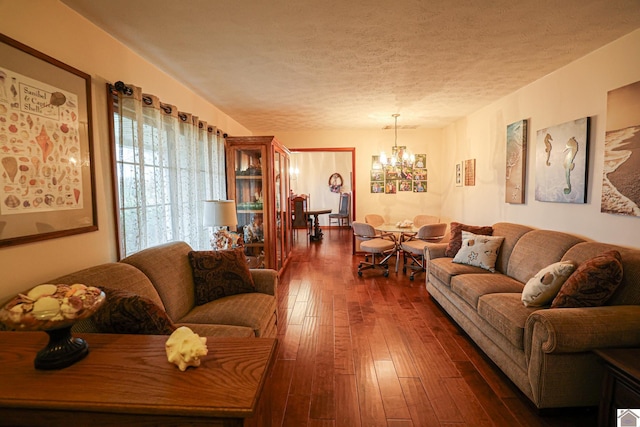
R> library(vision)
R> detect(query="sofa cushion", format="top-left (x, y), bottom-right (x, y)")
top-left (451, 273), bottom-right (524, 309)
top-left (189, 249), bottom-right (256, 305)
top-left (551, 250), bottom-right (624, 308)
top-left (452, 231), bottom-right (505, 272)
top-left (92, 287), bottom-right (176, 335)
top-left (506, 230), bottom-right (585, 284)
top-left (429, 257), bottom-right (489, 287)
top-left (521, 260), bottom-right (577, 307)
top-left (178, 292), bottom-right (276, 337)
top-left (478, 293), bottom-right (541, 350)
top-left (444, 222), bottom-right (493, 258)
top-left (490, 223), bottom-right (535, 274)
top-left (121, 241), bottom-right (195, 321)
top-left (52, 262), bottom-right (166, 311)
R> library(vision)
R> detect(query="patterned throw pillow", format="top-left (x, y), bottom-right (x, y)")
top-left (444, 222), bottom-right (494, 258)
top-left (93, 287), bottom-right (176, 335)
top-left (189, 249), bottom-right (255, 305)
top-left (551, 250), bottom-right (624, 308)
top-left (521, 260), bottom-right (577, 307)
top-left (452, 231), bottom-right (505, 272)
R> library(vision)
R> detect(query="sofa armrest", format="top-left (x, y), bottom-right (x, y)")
top-left (423, 243), bottom-right (449, 280)
top-left (423, 242), bottom-right (448, 261)
top-left (250, 269), bottom-right (278, 296)
top-left (525, 305), bottom-right (640, 357)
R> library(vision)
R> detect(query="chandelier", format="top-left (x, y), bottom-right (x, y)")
top-left (380, 114), bottom-right (414, 167)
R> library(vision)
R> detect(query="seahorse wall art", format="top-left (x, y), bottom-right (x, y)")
top-left (535, 117), bottom-right (589, 204)
top-left (563, 137), bottom-right (578, 194)
top-left (544, 133), bottom-right (552, 166)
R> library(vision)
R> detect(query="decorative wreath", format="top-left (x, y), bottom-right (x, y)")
top-left (328, 173), bottom-right (343, 193)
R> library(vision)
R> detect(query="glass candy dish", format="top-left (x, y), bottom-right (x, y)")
top-left (0, 283), bottom-right (105, 370)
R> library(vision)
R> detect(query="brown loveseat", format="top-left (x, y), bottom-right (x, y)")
top-left (40, 241), bottom-right (278, 338)
top-left (424, 222), bottom-right (640, 409)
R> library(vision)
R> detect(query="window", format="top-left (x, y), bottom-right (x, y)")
top-left (110, 84), bottom-right (226, 257)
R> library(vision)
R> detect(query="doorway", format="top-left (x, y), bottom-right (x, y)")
top-left (289, 147), bottom-right (356, 254)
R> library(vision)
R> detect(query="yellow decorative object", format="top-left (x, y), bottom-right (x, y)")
top-left (165, 326), bottom-right (208, 371)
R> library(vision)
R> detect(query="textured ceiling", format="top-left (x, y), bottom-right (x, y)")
top-left (62, 0), bottom-right (640, 131)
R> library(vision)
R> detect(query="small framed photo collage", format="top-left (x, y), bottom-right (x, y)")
top-left (370, 151), bottom-right (427, 194)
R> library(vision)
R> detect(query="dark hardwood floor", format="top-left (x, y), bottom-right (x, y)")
top-left (249, 228), bottom-right (599, 427)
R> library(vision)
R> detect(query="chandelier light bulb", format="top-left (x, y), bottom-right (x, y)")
top-left (380, 151), bottom-right (387, 165)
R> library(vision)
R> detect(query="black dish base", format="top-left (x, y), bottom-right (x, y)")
top-left (34, 326), bottom-right (89, 370)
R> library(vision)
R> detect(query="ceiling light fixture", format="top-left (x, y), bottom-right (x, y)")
top-left (380, 114), bottom-right (414, 167)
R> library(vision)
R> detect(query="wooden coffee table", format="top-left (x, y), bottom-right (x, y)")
top-left (0, 332), bottom-right (276, 426)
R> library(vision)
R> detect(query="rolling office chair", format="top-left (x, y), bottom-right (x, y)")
top-left (353, 221), bottom-right (397, 277)
top-left (364, 214), bottom-right (385, 228)
top-left (328, 192), bottom-right (351, 227)
top-left (401, 222), bottom-right (448, 280)
top-left (412, 215), bottom-right (439, 227)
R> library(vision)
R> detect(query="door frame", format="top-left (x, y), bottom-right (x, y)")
top-left (289, 147), bottom-right (356, 254)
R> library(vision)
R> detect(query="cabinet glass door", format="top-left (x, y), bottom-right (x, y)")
top-left (274, 152), bottom-right (282, 270)
top-left (283, 155), bottom-right (291, 259)
top-left (232, 147), bottom-right (265, 268)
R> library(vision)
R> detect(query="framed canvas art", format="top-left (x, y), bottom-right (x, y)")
top-left (506, 119), bottom-right (527, 203)
top-left (535, 117), bottom-right (589, 204)
top-left (464, 159), bottom-right (476, 186)
top-left (601, 80), bottom-right (640, 217)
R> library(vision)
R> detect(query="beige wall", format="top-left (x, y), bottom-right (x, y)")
top-left (439, 29), bottom-right (640, 247)
top-left (0, 0), bottom-right (251, 301)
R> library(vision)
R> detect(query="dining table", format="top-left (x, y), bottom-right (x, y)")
top-left (305, 208), bottom-right (332, 241)
top-left (373, 224), bottom-right (419, 272)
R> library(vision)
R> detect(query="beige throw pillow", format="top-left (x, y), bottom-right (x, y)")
top-left (521, 260), bottom-right (577, 307)
top-left (452, 231), bottom-right (504, 272)
top-left (444, 222), bottom-right (494, 258)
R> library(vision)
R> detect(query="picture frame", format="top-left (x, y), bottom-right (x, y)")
top-left (0, 34), bottom-right (97, 247)
top-left (370, 181), bottom-right (384, 193)
top-left (535, 117), bottom-right (589, 204)
top-left (455, 162), bottom-right (463, 187)
top-left (464, 159), bottom-right (476, 186)
top-left (601, 80), bottom-right (640, 216)
top-left (506, 119), bottom-right (528, 204)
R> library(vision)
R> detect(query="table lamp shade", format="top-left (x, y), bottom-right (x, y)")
top-left (203, 200), bottom-right (237, 228)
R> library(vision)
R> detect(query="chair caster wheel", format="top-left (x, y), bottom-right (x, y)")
top-left (384, 270), bottom-right (389, 277)
top-left (358, 271), bottom-right (363, 277)
top-left (409, 276), bottom-right (414, 281)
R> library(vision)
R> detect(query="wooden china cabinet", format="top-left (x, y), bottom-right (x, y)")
top-left (225, 136), bottom-right (291, 273)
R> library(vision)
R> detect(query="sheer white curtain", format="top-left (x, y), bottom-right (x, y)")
top-left (112, 84), bottom-right (226, 257)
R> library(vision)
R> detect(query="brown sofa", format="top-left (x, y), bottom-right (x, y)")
top-left (424, 222), bottom-right (640, 409)
top-left (40, 241), bottom-right (277, 338)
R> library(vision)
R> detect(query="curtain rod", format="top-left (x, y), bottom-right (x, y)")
top-left (110, 80), bottom-right (228, 137)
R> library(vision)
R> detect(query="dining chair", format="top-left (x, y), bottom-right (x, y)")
top-left (352, 221), bottom-right (397, 277)
top-left (412, 214), bottom-right (440, 227)
top-left (401, 222), bottom-right (448, 280)
top-left (329, 192), bottom-right (351, 227)
top-left (291, 195), bottom-right (312, 239)
top-left (364, 214), bottom-right (385, 227)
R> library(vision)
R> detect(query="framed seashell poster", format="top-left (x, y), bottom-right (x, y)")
top-left (0, 34), bottom-right (96, 247)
